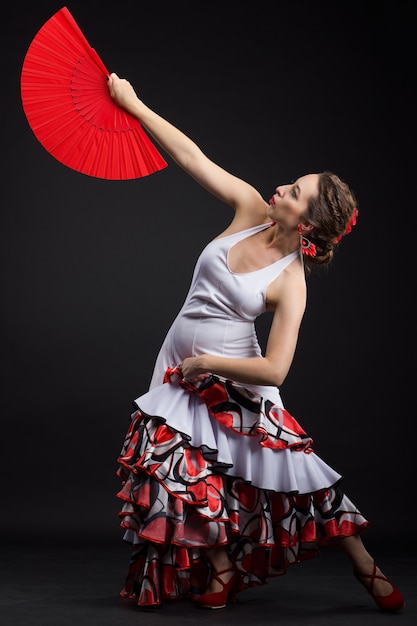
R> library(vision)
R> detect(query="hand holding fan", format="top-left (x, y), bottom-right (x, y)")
top-left (20, 6), bottom-right (167, 180)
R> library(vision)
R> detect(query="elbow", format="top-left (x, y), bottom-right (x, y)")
top-left (263, 360), bottom-right (287, 388)
top-left (271, 373), bottom-right (285, 388)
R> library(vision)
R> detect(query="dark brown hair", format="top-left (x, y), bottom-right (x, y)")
top-left (302, 171), bottom-right (358, 273)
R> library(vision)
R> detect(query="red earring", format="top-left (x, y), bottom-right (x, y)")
top-left (298, 224), bottom-right (317, 257)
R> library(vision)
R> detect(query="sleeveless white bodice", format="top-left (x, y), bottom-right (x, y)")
top-left (149, 223), bottom-right (300, 394)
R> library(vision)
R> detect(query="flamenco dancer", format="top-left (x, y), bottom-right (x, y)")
top-left (108, 72), bottom-right (404, 613)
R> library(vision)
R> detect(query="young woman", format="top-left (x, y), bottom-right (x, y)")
top-left (108, 73), bottom-right (404, 613)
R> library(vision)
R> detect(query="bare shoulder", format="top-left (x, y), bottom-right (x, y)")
top-left (216, 195), bottom-right (271, 238)
top-left (266, 256), bottom-right (307, 312)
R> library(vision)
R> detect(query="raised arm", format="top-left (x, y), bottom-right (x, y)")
top-left (107, 73), bottom-right (268, 225)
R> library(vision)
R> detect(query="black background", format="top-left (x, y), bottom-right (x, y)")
top-left (1, 0), bottom-right (415, 548)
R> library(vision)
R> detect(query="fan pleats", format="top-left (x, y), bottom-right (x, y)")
top-left (21, 6), bottom-right (168, 180)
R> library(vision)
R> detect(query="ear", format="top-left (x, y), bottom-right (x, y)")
top-left (299, 220), bottom-right (313, 232)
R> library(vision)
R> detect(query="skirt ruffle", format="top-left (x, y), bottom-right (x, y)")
top-left (131, 368), bottom-right (342, 493)
top-left (116, 369), bottom-right (369, 606)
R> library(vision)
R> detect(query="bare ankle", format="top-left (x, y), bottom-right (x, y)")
top-left (205, 548), bottom-right (232, 572)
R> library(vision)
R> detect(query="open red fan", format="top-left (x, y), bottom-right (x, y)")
top-left (20, 6), bottom-right (167, 180)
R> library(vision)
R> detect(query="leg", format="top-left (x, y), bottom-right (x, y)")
top-left (337, 534), bottom-right (404, 612)
top-left (338, 535), bottom-right (390, 594)
top-left (200, 547), bottom-right (234, 594)
top-left (194, 546), bottom-right (242, 609)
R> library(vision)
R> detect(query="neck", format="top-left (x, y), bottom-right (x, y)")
top-left (267, 222), bottom-right (300, 256)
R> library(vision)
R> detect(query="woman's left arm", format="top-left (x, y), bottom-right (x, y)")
top-left (180, 273), bottom-right (307, 387)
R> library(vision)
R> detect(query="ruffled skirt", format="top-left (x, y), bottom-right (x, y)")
top-left (116, 368), bottom-right (369, 606)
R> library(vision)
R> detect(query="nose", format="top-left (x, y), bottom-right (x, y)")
top-left (275, 186), bottom-right (284, 197)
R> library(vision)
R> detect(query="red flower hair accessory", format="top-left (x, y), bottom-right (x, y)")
top-left (335, 208), bottom-right (358, 243)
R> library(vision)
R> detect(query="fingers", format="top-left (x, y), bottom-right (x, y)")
top-left (109, 72), bottom-right (130, 85)
top-left (107, 73), bottom-right (123, 89)
top-left (107, 73), bottom-right (129, 101)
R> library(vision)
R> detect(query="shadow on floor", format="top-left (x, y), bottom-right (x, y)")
top-left (1, 537), bottom-right (415, 626)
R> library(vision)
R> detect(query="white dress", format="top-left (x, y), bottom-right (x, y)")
top-left (116, 222), bottom-right (368, 606)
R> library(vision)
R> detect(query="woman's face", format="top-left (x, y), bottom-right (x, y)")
top-left (268, 173), bottom-right (319, 226)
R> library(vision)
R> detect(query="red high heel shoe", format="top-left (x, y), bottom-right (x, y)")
top-left (194, 566), bottom-right (243, 609)
top-left (354, 561), bottom-right (405, 613)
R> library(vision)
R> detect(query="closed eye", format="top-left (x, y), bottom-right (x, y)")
top-left (291, 184), bottom-right (300, 199)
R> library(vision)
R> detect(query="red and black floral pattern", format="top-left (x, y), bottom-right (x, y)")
top-left (116, 370), bottom-right (368, 606)
top-left (163, 367), bottom-right (314, 451)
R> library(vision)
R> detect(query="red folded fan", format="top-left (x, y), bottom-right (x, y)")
top-left (20, 6), bottom-right (167, 180)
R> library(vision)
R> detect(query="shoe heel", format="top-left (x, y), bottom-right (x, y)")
top-left (194, 566), bottom-right (242, 609)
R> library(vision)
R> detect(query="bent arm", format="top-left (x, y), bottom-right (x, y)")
top-left (181, 275), bottom-right (307, 387)
top-left (107, 73), bottom-right (267, 221)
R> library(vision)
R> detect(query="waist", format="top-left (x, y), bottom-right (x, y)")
top-left (172, 315), bottom-right (261, 359)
